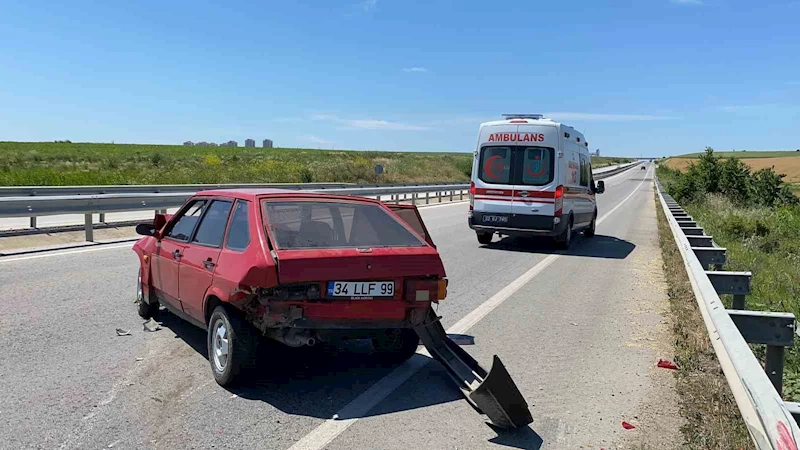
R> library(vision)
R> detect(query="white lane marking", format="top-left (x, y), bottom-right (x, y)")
top-left (287, 170), bottom-right (650, 450)
top-left (0, 242), bottom-right (135, 263)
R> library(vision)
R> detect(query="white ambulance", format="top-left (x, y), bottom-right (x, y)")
top-left (467, 114), bottom-right (605, 249)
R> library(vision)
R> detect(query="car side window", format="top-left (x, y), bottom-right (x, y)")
top-left (225, 201), bottom-right (251, 251)
top-left (579, 154), bottom-right (590, 187)
top-left (192, 200), bottom-right (233, 247)
top-left (166, 200), bottom-right (207, 241)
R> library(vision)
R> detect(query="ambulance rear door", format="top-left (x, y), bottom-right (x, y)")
top-left (510, 125), bottom-right (560, 220)
top-left (472, 123), bottom-right (517, 227)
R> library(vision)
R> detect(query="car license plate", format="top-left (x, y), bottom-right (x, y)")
top-left (327, 281), bottom-right (394, 298)
top-left (483, 215), bottom-right (509, 224)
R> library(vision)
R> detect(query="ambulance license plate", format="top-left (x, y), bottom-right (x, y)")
top-left (327, 281), bottom-right (394, 298)
top-left (483, 215), bottom-right (509, 224)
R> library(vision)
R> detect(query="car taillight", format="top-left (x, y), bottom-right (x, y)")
top-left (405, 278), bottom-right (447, 302)
top-left (554, 185), bottom-right (563, 216)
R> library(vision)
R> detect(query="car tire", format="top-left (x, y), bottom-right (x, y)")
top-left (136, 269), bottom-right (159, 319)
top-left (208, 305), bottom-right (259, 387)
top-left (555, 215), bottom-right (573, 250)
top-left (584, 211), bottom-right (597, 237)
top-left (372, 329), bottom-right (420, 364)
top-left (476, 232), bottom-right (493, 245)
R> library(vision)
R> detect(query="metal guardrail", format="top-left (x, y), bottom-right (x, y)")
top-left (0, 162), bottom-right (639, 241)
top-left (655, 179), bottom-right (800, 449)
top-left (0, 181), bottom-right (468, 197)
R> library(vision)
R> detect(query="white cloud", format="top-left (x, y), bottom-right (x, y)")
top-left (301, 135), bottom-right (335, 145)
top-left (403, 67), bottom-right (428, 73)
top-left (718, 104), bottom-right (778, 113)
top-left (359, 0), bottom-right (377, 11)
top-left (311, 114), bottom-right (429, 131)
top-left (670, 0), bottom-right (703, 4)
top-left (545, 112), bottom-right (676, 121)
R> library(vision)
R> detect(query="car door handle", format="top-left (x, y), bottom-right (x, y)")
top-left (172, 250), bottom-right (182, 260)
top-left (203, 259), bottom-right (216, 270)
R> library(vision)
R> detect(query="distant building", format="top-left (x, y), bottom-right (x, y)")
top-left (262, 139), bottom-right (273, 148)
top-left (245, 138), bottom-right (255, 148)
top-left (196, 141), bottom-right (209, 146)
top-left (183, 141), bottom-right (194, 146)
top-left (210, 142), bottom-right (218, 147)
top-left (221, 140), bottom-right (237, 147)
top-left (594, 149), bottom-right (601, 157)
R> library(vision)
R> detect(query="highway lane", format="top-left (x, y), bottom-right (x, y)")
top-left (0, 163), bottom-right (671, 449)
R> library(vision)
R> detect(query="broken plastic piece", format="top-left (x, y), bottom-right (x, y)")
top-left (415, 310), bottom-right (533, 429)
top-left (622, 421), bottom-right (636, 430)
top-left (657, 359), bottom-right (678, 370)
top-left (143, 318), bottom-right (162, 332)
top-left (115, 328), bottom-right (131, 336)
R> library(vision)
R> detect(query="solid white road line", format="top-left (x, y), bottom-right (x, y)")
top-left (287, 166), bottom-right (651, 450)
top-left (0, 242), bottom-right (135, 263)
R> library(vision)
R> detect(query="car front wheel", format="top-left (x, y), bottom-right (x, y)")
top-left (208, 305), bottom-right (259, 387)
top-left (136, 269), bottom-right (158, 319)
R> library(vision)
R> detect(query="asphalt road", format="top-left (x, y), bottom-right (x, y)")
top-left (0, 163), bottom-right (680, 449)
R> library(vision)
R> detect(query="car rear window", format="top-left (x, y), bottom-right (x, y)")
top-left (262, 201), bottom-right (426, 250)
top-left (520, 147), bottom-right (554, 186)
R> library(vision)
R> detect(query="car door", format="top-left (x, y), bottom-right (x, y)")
top-left (511, 146), bottom-right (557, 221)
top-left (575, 153), bottom-right (594, 226)
top-left (178, 199), bottom-right (234, 322)
top-left (473, 144), bottom-right (515, 226)
top-left (151, 199), bottom-right (208, 312)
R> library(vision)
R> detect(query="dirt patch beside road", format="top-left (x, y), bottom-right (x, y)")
top-left (664, 157), bottom-right (800, 183)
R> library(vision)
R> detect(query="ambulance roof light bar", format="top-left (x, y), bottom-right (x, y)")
top-left (502, 113), bottom-right (545, 120)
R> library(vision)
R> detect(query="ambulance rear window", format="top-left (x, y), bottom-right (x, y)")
top-left (520, 147), bottom-right (554, 186)
top-left (478, 147), bottom-right (512, 184)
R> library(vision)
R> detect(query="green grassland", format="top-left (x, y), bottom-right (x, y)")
top-left (0, 141), bottom-right (630, 186)
top-left (674, 150), bottom-right (800, 158)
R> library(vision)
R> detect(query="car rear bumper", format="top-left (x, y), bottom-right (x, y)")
top-left (468, 211), bottom-right (567, 237)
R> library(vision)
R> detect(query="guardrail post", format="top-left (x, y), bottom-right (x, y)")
top-left (411, 193), bottom-right (416, 206)
top-left (84, 214), bottom-right (94, 242)
top-left (99, 213), bottom-right (106, 223)
top-left (377, 195), bottom-right (381, 202)
top-left (460, 190), bottom-right (464, 200)
top-left (30, 216), bottom-right (37, 229)
top-left (767, 346), bottom-right (786, 395)
top-left (450, 190), bottom-right (454, 201)
top-left (425, 192), bottom-right (430, 204)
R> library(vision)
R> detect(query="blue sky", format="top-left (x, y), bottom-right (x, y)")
top-left (1, 0), bottom-right (798, 157)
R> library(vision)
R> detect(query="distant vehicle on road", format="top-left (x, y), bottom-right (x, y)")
top-left (133, 189), bottom-right (447, 386)
top-left (641, 165), bottom-right (646, 170)
top-left (468, 114), bottom-right (605, 249)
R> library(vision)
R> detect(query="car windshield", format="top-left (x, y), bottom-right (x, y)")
top-left (262, 200), bottom-right (426, 250)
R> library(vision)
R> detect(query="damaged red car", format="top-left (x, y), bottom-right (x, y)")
top-left (133, 189), bottom-right (446, 386)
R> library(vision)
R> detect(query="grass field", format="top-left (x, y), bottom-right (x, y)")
top-left (0, 141), bottom-right (630, 186)
top-left (673, 150), bottom-right (800, 158)
top-left (663, 154), bottom-right (800, 183)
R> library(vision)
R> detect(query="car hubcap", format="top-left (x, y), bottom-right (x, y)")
top-left (136, 272), bottom-right (143, 302)
top-left (212, 319), bottom-right (230, 372)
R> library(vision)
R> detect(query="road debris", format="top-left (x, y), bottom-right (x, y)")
top-left (570, 322), bottom-right (578, 326)
top-left (230, 394), bottom-right (238, 399)
top-left (135, 357), bottom-right (143, 362)
top-left (622, 420), bottom-right (636, 430)
top-left (657, 359), bottom-right (678, 370)
top-left (143, 318), bottom-right (162, 332)
top-left (115, 328), bottom-right (131, 336)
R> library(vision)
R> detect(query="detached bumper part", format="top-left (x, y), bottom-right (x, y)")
top-left (414, 312), bottom-right (533, 429)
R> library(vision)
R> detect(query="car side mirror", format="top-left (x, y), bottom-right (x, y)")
top-left (136, 223), bottom-right (156, 236)
top-left (596, 181), bottom-right (605, 194)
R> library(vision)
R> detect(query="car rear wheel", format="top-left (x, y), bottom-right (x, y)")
top-left (372, 329), bottom-right (420, 363)
top-left (584, 211), bottom-right (597, 237)
top-left (208, 305), bottom-right (259, 387)
top-left (476, 232), bottom-right (493, 245)
top-left (555, 215), bottom-right (573, 249)
top-left (136, 269), bottom-right (158, 319)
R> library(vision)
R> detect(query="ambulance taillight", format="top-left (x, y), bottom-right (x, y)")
top-left (469, 181), bottom-right (475, 210)
top-left (554, 185), bottom-right (564, 216)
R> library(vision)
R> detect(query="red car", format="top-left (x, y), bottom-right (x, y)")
top-left (133, 189), bottom-right (447, 386)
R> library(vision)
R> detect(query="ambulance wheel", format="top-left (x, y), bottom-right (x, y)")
top-left (584, 211), bottom-right (597, 237)
top-left (372, 329), bottom-right (420, 363)
top-left (555, 215), bottom-right (573, 250)
top-left (477, 232), bottom-right (493, 245)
